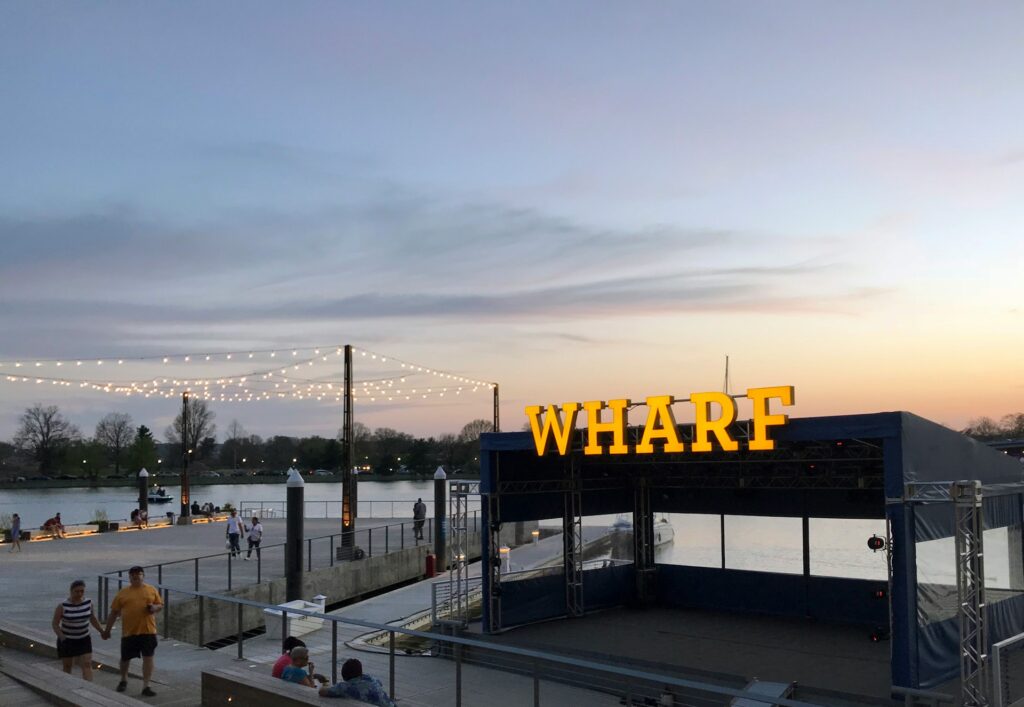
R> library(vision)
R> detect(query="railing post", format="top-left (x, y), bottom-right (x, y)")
top-left (236, 602), bottom-right (244, 660)
top-left (389, 630), bottom-right (396, 699)
top-left (455, 642), bottom-right (462, 707)
top-left (96, 576), bottom-right (103, 619)
top-left (331, 620), bottom-right (338, 684)
top-left (330, 535), bottom-right (334, 567)
top-left (162, 588), bottom-right (170, 638)
top-left (386, 524), bottom-right (389, 554)
top-left (281, 609), bottom-right (288, 644)
top-left (402, 522), bottom-right (405, 550)
top-left (158, 564), bottom-right (163, 585)
top-left (198, 596), bottom-right (205, 647)
top-left (307, 538), bottom-right (312, 571)
top-left (194, 558), bottom-right (199, 592)
top-left (533, 658), bottom-right (540, 707)
top-left (103, 576), bottom-right (110, 620)
top-left (228, 552), bottom-right (232, 591)
top-left (368, 528), bottom-right (373, 557)
top-left (257, 551), bottom-right (262, 584)
top-left (118, 569), bottom-right (123, 589)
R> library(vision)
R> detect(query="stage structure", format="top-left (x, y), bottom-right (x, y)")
top-left (480, 409), bottom-right (1024, 696)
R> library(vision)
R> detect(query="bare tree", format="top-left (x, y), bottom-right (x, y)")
top-left (14, 404), bottom-right (80, 473)
top-left (225, 419), bottom-right (247, 469)
top-left (95, 412), bottom-right (134, 476)
top-left (165, 398), bottom-right (216, 458)
top-left (457, 419), bottom-right (494, 443)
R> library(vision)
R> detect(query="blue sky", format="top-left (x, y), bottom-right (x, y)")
top-left (1, 2), bottom-right (1022, 441)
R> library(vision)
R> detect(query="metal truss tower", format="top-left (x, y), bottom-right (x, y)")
top-left (633, 476), bottom-right (655, 603)
top-left (953, 480), bottom-right (988, 707)
top-left (449, 480), bottom-right (477, 627)
top-left (564, 456), bottom-right (584, 617)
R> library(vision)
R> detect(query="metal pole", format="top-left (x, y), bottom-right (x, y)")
top-left (331, 620), bottom-right (338, 684)
top-left (198, 596), bottom-right (204, 646)
top-left (341, 344), bottom-right (356, 558)
top-left (236, 602), bottom-right (244, 660)
top-left (180, 392), bottom-right (191, 520)
top-left (286, 469), bottom-right (305, 602)
top-left (533, 659), bottom-right (540, 707)
top-left (257, 552), bottom-right (261, 584)
top-left (493, 383), bottom-right (500, 432)
top-left (158, 564), bottom-right (162, 585)
top-left (455, 642), bottom-right (462, 707)
top-left (330, 535), bottom-right (334, 567)
top-left (228, 552), bottom-right (232, 591)
top-left (307, 538), bottom-right (312, 572)
top-left (435, 467), bottom-right (447, 571)
top-left (162, 588), bottom-right (169, 638)
top-left (389, 630), bottom-right (396, 699)
top-left (138, 468), bottom-right (149, 520)
top-left (281, 609), bottom-right (288, 644)
top-left (720, 514), bottom-right (726, 569)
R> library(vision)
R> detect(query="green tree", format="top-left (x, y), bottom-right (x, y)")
top-left (65, 439), bottom-right (108, 480)
top-left (128, 426), bottom-right (158, 474)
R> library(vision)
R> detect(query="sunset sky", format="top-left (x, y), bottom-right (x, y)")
top-left (1, 3), bottom-right (1022, 441)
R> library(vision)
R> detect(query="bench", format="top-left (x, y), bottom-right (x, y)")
top-left (202, 666), bottom-right (359, 705)
top-left (0, 653), bottom-right (147, 706)
top-left (28, 523), bottom-right (99, 540)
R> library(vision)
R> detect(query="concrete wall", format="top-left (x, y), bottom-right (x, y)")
top-left (164, 522), bottom-right (538, 645)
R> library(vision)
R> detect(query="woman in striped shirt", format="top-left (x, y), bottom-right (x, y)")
top-left (51, 579), bottom-right (104, 680)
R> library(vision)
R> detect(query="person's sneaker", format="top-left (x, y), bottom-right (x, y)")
top-left (243, 556), bottom-right (248, 561)
top-left (141, 687), bottom-right (156, 697)
top-left (116, 681), bottom-right (127, 692)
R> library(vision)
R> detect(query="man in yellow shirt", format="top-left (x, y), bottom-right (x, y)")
top-left (102, 565), bottom-right (162, 697)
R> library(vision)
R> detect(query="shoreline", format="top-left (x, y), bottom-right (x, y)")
top-left (0, 473), bottom-right (478, 491)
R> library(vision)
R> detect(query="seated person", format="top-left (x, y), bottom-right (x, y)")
top-left (272, 636), bottom-right (306, 679)
top-left (279, 647), bottom-right (327, 688)
top-left (202, 502), bottom-right (215, 517)
top-left (319, 658), bottom-right (396, 706)
top-left (43, 513), bottom-right (66, 539)
top-left (191, 501), bottom-right (201, 516)
top-left (138, 508), bottom-right (148, 528)
top-left (130, 509), bottom-right (141, 527)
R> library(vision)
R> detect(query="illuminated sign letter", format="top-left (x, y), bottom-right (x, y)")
top-left (583, 399), bottom-right (630, 455)
top-left (691, 392), bottom-right (739, 452)
top-left (636, 395), bottom-right (685, 454)
top-left (526, 403), bottom-right (580, 456)
top-left (747, 386), bottom-right (795, 451)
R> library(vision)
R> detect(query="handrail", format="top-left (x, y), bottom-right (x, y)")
top-left (94, 572), bottom-right (828, 707)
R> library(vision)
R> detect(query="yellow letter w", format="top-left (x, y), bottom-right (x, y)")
top-left (526, 403), bottom-right (580, 456)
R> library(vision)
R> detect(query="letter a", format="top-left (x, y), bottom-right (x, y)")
top-left (636, 396), bottom-right (685, 454)
top-left (525, 403), bottom-right (580, 456)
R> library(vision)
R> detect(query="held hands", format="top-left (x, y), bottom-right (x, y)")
top-left (101, 629), bottom-right (111, 640)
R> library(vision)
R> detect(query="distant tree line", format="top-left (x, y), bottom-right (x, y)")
top-left (2, 399), bottom-right (494, 478)
top-left (962, 413), bottom-right (1024, 440)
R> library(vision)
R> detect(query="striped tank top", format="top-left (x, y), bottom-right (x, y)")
top-left (60, 599), bottom-right (93, 639)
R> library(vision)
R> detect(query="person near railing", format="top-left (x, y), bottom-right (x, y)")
top-left (413, 498), bottom-right (427, 540)
top-left (225, 510), bottom-right (244, 558)
top-left (319, 658), bottom-right (396, 706)
top-left (52, 579), bottom-right (104, 681)
top-left (43, 513), bottom-right (66, 539)
top-left (272, 636), bottom-right (306, 678)
top-left (279, 646), bottom-right (328, 688)
top-left (245, 516), bottom-right (263, 560)
top-left (101, 565), bottom-right (163, 698)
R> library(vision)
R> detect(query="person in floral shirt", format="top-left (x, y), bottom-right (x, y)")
top-left (319, 658), bottom-right (395, 706)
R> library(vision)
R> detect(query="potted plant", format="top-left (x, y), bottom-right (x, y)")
top-left (90, 509), bottom-right (110, 532)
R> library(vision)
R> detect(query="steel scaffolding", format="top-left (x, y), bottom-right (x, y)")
top-left (953, 480), bottom-right (988, 707)
top-left (449, 480), bottom-right (478, 627)
top-left (633, 476), bottom-right (655, 603)
top-left (564, 456), bottom-right (584, 617)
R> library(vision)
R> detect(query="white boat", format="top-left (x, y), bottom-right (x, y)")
top-left (610, 515), bottom-right (675, 547)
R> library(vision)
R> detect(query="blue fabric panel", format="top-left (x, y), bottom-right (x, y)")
top-left (916, 592), bottom-right (1024, 688)
top-left (499, 573), bottom-right (567, 628)
top-left (653, 565), bottom-right (886, 625)
top-left (889, 503), bottom-right (919, 689)
top-left (481, 498), bottom-right (493, 632)
top-left (900, 412), bottom-right (1024, 487)
top-left (582, 564), bottom-right (636, 611)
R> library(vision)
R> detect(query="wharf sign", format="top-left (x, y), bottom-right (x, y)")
top-left (525, 386), bottom-right (794, 457)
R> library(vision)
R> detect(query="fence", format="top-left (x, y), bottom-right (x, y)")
top-left (92, 572), bottom-right (828, 707)
top-left (101, 518), bottom-right (456, 595)
top-left (992, 630), bottom-right (1024, 707)
top-left (239, 498), bottom-right (482, 519)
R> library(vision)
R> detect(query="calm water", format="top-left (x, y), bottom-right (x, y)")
top-left (0, 480), bottom-right (438, 527)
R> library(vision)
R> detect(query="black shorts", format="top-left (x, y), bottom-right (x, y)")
top-left (57, 635), bottom-right (93, 658)
top-left (120, 634), bottom-right (158, 660)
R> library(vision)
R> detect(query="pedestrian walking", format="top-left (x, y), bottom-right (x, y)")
top-left (413, 498), bottom-right (427, 541)
top-left (225, 510), bottom-right (243, 557)
top-left (8, 513), bottom-right (21, 552)
top-left (52, 579), bottom-right (104, 680)
top-left (102, 565), bottom-right (163, 697)
top-left (245, 516), bottom-right (263, 560)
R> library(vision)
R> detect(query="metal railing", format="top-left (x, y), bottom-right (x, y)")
top-left (239, 498), bottom-right (482, 519)
top-left (992, 629), bottom-right (1024, 707)
top-left (432, 575), bottom-right (484, 626)
top-left (93, 573), bottom-right (828, 707)
top-left (100, 519), bottom-right (444, 595)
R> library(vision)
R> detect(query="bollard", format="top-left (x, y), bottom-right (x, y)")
top-left (434, 467), bottom-right (447, 571)
top-left (285, 469), bottom-right (304, 601)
